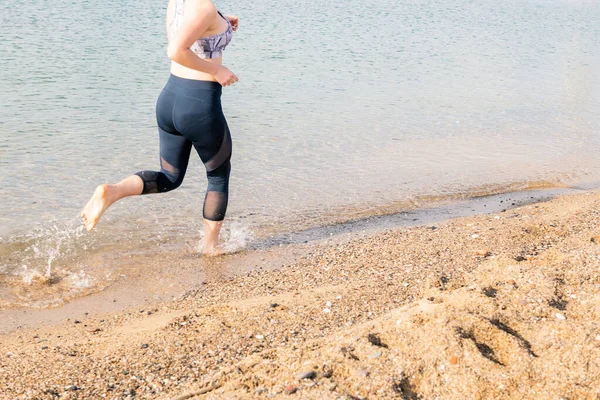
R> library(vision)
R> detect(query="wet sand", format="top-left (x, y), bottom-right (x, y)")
top-left (2, 190), bottom-right (600, 399)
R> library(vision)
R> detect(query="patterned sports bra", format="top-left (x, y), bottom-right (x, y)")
top-left (169, 0), bottom-right (233, 59)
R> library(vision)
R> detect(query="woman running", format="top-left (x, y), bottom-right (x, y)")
top-left (81, 0), bottom-right (239, 255)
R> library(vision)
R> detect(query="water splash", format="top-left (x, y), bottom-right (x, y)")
top-left (197, 221), bottom-right (254, 255)
top-left (0, 217), bottom-right (112, 308)
top-left (0, 217), bottom-right (95, 286)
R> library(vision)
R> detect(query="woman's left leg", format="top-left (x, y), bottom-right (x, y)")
top-left (81, 175), bottom-right (144, 231)
top-left (81, 129), bottom-right (192, 231)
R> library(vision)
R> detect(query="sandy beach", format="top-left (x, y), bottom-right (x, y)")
top-left (2, 190), bottom-right (600, 399)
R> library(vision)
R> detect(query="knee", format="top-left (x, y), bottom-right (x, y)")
top-left (135, 170), bottom-right (182, 194)
top-left (164, 179), bottom-right (182, 192)
top-left (162, 174), bottom-right (183, 192)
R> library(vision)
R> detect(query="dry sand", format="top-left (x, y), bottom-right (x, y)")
top-left (2, 191), bottom-right (600, 399)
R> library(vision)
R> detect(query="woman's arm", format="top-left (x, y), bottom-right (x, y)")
top-left (167, 0), bottom-right (238, 86)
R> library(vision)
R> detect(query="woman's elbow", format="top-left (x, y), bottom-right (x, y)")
top-left (167, 45), bottom-right (182, 62)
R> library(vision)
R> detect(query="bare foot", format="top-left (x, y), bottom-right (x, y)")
top-left (202, 246), bottom-right (227, 257)
top-left (81, 184), bottom-right (114, 231)
top-left (202, 239), bottom-right (224, 256)
top-left (202, 219), bottom-right (224, 256)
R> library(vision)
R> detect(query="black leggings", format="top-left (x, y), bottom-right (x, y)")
top-left (135, 75), bottom-right (232, 221)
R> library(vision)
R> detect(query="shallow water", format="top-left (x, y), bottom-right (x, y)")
top-left (1, 0), bottom-right (599, 307)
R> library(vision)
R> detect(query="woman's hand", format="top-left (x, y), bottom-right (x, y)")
top-left (214, 65), bottom-right (239, 87)
top-left (225, 15), bottom-right (239, 31)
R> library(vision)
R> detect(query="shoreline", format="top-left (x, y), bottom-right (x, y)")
top-left (0, 180), bottom-right (590, 314)
top-left (0, 186), bottom-right (582, 334)
top-left (1, 189), bottom-right (600, 398)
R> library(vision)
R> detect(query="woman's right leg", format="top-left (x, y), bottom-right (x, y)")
top-left (166, 76), bottom-right (232, 254)
top-left (201, 159), bottom-right (231, 254)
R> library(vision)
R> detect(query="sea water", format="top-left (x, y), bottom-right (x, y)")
top-left (1, 0), bottom-right (599, 307)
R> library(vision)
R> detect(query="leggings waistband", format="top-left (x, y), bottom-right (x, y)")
top-left (167, 74), bottom-right (222, 91)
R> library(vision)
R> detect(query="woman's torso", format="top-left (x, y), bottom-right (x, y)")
top-left (166, 0), bottom-right (230, 82)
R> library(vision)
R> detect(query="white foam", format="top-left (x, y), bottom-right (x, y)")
top-left (3, 218), bottom-right (90, 283)
top-left (68, 270), bottom-right (94, 290)
top-left (197, 221), bottom-right (254, 254)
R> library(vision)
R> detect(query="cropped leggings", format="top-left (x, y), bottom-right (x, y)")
top-left (135, 75), bottom-right (232, 221)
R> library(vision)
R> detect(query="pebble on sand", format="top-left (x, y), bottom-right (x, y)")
top-left (296, 370), bottom-right (317, 380)
top-left (555, 313), bottom-right (566, 320)
top-left (367, 333), bottom-right (388, 348)
top-left (284, 385), bottom-right (298, 395)
top-left (449, 356), bottom-right (459, 365)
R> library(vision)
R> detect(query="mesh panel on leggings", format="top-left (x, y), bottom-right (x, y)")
top-left (160, 157), bottom-right (180, 181)
top-left (203, 191), bottom-right (228, 221)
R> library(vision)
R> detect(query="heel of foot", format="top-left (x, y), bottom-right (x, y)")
top-left (97, 184), bottom-right (109, 199)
